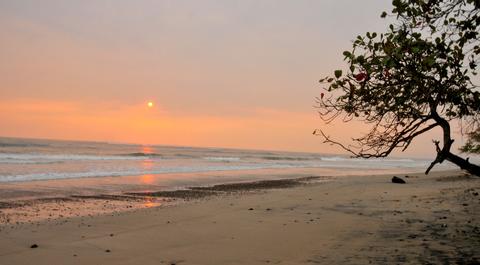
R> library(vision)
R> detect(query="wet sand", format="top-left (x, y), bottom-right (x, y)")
top-left (0, 170), bottom-right (479, 264)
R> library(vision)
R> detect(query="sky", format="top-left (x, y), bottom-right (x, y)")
top-left (0, 0), bottom-right (470, 157)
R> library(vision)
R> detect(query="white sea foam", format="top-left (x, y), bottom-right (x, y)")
top-left (320, 156), bottom-right (415, 163)
top-left (0, 153), bottom-right (147, 164)
top-left (0, 157), bottom-right (441, 183)
top-left (0, 137), bottom-right (455, 183)
top-left (0, 164), bottom-right (289, 182)
top-left (204, 156), bottom-right (241, 162)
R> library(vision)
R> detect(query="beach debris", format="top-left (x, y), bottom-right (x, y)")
top-left (248, 208), bottom-right (254, 211)
top-left (391, 176), bottom-right (406, 184)
top-left (105, 249), bottom-right (111, 253)
top-left (30, 244), bottom-right (38, 248)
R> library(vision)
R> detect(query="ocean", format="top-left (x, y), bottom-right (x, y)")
top-left (0, 137), bottom-right (451, 183)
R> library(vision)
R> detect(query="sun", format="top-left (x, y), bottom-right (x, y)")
top-left (147, 101), bottom-right (154, 108)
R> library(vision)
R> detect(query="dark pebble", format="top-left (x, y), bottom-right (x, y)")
top-left (391, 176), bottom-right (406, 184)
top-left (105, 249), bottom-right (111, 253)
top-left (30, 244), bottom-right (38, 249)
top-left (248, 208), bottom-right (254, 211)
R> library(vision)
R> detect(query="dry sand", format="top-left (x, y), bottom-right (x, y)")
top-left (0, 170), bottom-right (479, 264)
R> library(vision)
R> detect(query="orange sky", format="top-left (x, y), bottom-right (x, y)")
top-left (0, 1), bottom-right (468, 157)
top-left (0, 98), bottom-right (343, 152)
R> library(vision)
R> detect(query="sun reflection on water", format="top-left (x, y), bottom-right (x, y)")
top-left (138, 145), bottom-right (161, 207)
top-left (140, 174), bottom-right (155, 184)
top-left (143, 197), bottom-right (157, 208)
top-left (142, 159), bottom-right (153, 168)
top-left (141, 145), bottom-right (154, 154)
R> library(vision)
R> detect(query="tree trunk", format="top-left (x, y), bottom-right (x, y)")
top-left (445, 151), bottom-right (480, 176)
top-left (428, 108), bottom-right (480, 176)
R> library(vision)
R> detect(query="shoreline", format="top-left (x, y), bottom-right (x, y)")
top-left (0, 166), bottom-right (442, 200)
top-left (0, 167), bottom-right (448, 226)
top-left (0, 174), bottom-right (331, 226)
top-left (0, 169), bottom-right (464, 226)
top-left (0, 169), bottom-right (479, 264)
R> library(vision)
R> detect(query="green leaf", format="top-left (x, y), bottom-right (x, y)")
top-left (334, 70), bottom-right (342, 78)
top-left (426, 55), bottom-right (436, 66)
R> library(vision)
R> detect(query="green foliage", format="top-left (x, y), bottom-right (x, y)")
top-left (334, 70), bottom-right (342, 78)
top-left (460, 128), bottom-right (480, 153)
top-left (316, 0), bottom-right (480, 161)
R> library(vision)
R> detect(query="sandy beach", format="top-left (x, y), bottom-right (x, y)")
top-left (0, 169), bottom-right (479, 264)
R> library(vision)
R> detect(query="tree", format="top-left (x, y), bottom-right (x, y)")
top-left (315, 0), bottom-right (480, 176)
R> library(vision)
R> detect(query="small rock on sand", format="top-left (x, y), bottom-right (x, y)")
top-left (392, 176), bottom-right (406, 184)
top-left (30, 244), bottom-right (38, 248)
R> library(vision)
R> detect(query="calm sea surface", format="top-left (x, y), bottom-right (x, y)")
top-left (0, 137), bottom-right (454, 183)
